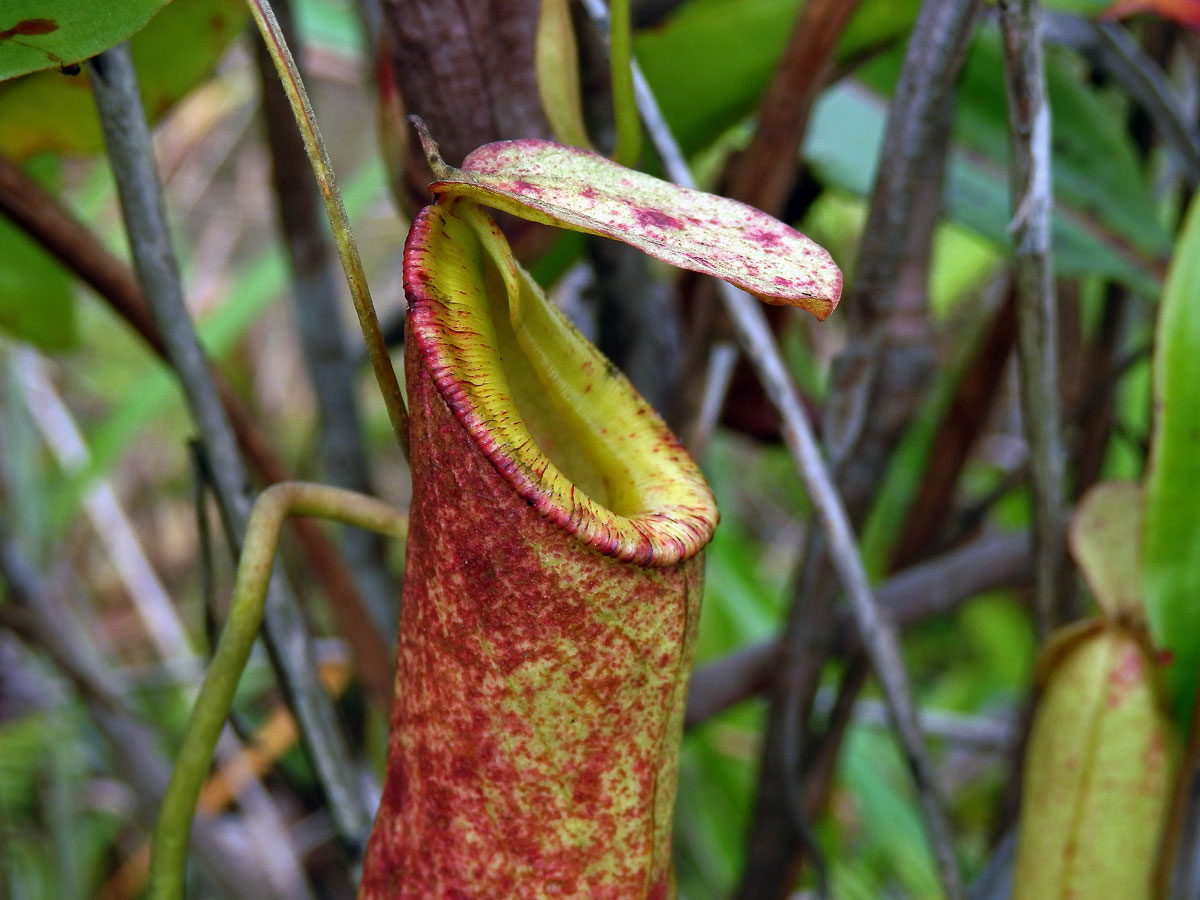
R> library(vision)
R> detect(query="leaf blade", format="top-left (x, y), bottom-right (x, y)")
top-left (0, 1), bottom-right (168, 82)
top-left (1144, 193), bottom-right (1200, 726)
top-left (416, 125), bottom-right (842, 318)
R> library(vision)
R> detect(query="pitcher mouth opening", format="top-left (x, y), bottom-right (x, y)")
top-left (403, 197), bottom-right (717, 567)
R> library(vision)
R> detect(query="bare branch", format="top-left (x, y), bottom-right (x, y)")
top-left (997, 0), bottom-right (1069, 636)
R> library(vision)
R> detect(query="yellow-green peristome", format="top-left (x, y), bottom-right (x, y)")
top-left (402, 197), bottom-right (717, 567)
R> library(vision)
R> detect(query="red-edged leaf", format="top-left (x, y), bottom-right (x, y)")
top-left (412, 117), bottom-right (842, 320)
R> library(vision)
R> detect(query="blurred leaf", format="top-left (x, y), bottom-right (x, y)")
top-left (295, 0), bottom-right (364, 55)
top-left (634, 0), bottom-right (802, 158)
top-left (1105, 341), bottom-right (1152, 481)
top-left (806, 71), bottom-right (1165, 295)
top-left (694, 437), bottom-right (791, 661)
top-left (956, 594), bottom-right (1035, 697)
top-left (0, 157), bottom-right (77, 351)
top-left (0, 216), bottom-right (77, 352)
top-left (675, 710), bottom-right (761, 899)
top-left (1070, 481), bottom-right (1145, 620)
top-left (836, 729), bottom-right (940, 899)
top-left (635, 0), bottom-right (921, 159)
top-left (699, 525), bottom-right (785, 658)
top-left (0, 1), bottom-right (168, 81)
top-left (1051, 0), bottom-right (1120, 11)
top-left (0, 0), bottom-right (247, 161)
top-left (1144, 193), bottom-right (1200, 727)
top-left (535, 0), bottom-right (592, 149)
top-left (0, 714), bottom-right (51, 811)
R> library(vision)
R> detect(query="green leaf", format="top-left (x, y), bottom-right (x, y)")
top-left (0, 159), bottom-right (77, 352)
top-left (535, 0), bottom-right (593, 150)
top-left (0, 0), bottom-right (247, 161)
top-left (0, 216), bottom-right (77, 351)
top-left (805, 74), bottom-right (1164, 296)
top-left (0, 1), bottom-right (168, 82)
top-left (634, 0), bottom-right (802, 158)
top-left (1144, 193), bottom-right (1200, 727)
top-left (413, 120), bottom-right (843, 318)
top-left (835, 26), bottom-right (1170, 297)
top-left (634, 0), bottom-right (921, 158)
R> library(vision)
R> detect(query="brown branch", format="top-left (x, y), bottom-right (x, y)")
top-left (724, 0), bottom-right (865, 217)
top-left (0, 151), bottom-right (395, 707)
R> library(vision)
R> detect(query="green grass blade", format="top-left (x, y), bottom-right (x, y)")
top-left (1144, 194), bottom-right (1200, 728)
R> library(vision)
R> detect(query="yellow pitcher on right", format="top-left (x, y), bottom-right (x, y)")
top-left (1012, 482), bottom-right (1178, 900)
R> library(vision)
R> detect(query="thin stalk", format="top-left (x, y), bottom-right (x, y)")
top-left (149, 483), bottom-right (406, 900)
top-left (246, 0), bottom-right (409, 457)
top-left (88, 40), bottom-right (374, 876)
top-left (608, 0), bottom-right (641, 167)
top-left (997, 0), bottom-right (1068, 637)
top-left (621, 38), bottom-right (965, 900)
top-left (254, 0), bottom-right (398, 638)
